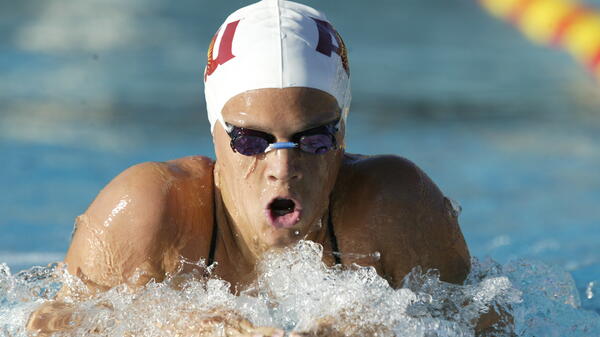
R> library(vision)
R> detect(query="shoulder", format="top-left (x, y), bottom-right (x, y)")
top-left (116, 155), bottom-right (215, 185)
top-left (88, 156), bottom-right (215, 226)
top-left (64, 156), bottom-right (215, 290)
top-left (338, 154), bottom-right (425, 199)
top-left (101, 155), bottom-right (214, 205)
top-left (334, 154), bottom-right (470, 286)
top-left (95, 155), bottom-right (214, 194)
top-left (335, 154), bottom-right (434, 217)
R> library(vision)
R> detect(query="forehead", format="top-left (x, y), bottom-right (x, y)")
top-left (221, 87), bottom-right (340, 133)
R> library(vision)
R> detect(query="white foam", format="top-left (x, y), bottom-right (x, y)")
top-left (1, 242), bottom-right (599, 336)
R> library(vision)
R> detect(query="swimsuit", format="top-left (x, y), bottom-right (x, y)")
top-left (207, 196), bottom-right (341, 266)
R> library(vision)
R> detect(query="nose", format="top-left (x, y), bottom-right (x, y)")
top-left (265, 148), bottom-right (302, 183)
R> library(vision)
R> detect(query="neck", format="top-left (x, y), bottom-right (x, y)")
top-left (212, 164), bottom-right (334, 276)
top-left (221, 200), bottom-right (331, 262)
top-left (213, 188), bottom-right (260, 274)
top-left (215, 190), bottom-right (332, 271)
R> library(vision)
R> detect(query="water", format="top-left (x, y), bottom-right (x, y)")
top-left (1, 0), bottom-right (600, 335)
top-left (1, 241), bottom-right (597, 336)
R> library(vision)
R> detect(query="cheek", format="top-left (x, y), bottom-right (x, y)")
top-left (216, 145), bottom-right (262, 203)
top-left (216, 138), bottom-right (258, 181)
top-left (299, 151), bottom-right (341, 190)
top-left (221, 156), bottom-right (262, 194)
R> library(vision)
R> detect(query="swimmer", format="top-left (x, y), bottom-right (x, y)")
top-left (27, 0), bottom-right (507, 335)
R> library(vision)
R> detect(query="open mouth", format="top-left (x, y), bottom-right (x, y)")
top-left (266, 198), bottom-right (301, 228)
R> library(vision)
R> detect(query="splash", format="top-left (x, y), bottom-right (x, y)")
top-left (1, 241), bottom-right (599, 336)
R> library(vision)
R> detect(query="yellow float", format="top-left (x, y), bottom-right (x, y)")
top-left (478, 0), bottom-right (600, 78)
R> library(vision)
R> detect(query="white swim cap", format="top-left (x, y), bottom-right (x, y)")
top-left (204, 0), bottom-right (351, 132)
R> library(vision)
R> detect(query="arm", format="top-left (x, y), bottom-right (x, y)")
top-left (27, 158), bottom-right (217, 334)
top-left (63, 161), bottom-right (174, 291)
top-left (370, 156), bottom-right (512, 335)
top-left (64, 156), bottom-right (222, 291)
top-left (336, 155), bottom-right (471, 286)
top-left (27, 161), bottom-right (177, 335)
top-left (337, 155), bottom-right (510, 335)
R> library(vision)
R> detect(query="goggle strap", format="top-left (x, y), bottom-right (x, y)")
top-left (334, 119), bottom-right (341, 130)
top-left (223, 121), bottom-right (235, 134)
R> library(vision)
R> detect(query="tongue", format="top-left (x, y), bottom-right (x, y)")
top-left (271, 210), bottom-right (300, 228)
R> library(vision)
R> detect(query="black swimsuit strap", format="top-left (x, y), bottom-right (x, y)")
top-left (207, 192), bottom-right (218, 267)
top-left (328, 204), bottom-right (342, 265)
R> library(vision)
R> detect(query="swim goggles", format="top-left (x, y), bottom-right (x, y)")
top-left (224, 119), bottom-right (339, 156)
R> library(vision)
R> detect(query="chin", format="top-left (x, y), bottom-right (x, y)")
top-left (259, 226), bottom-right (299, 248)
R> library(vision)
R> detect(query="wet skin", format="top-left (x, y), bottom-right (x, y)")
top-left (28, 87), bottom-right (474, 334)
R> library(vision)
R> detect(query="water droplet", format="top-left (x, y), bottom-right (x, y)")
top-left (371, 251), bottom-right (381, 261)
top-left (244, 157), bottom-right (259, 179)
top-left (445, 197), bottom-right (462, 217)
top-left (293, 230), bottom-right (300, 236)
top-left (586, 281), bottom-right (595, 299)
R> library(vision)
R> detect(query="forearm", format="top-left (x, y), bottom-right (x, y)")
top-left (27, 300), bottom-right (283, 337)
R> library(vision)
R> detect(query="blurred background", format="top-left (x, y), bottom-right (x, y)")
top-left (1, 0), bottom-right (599, 313)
